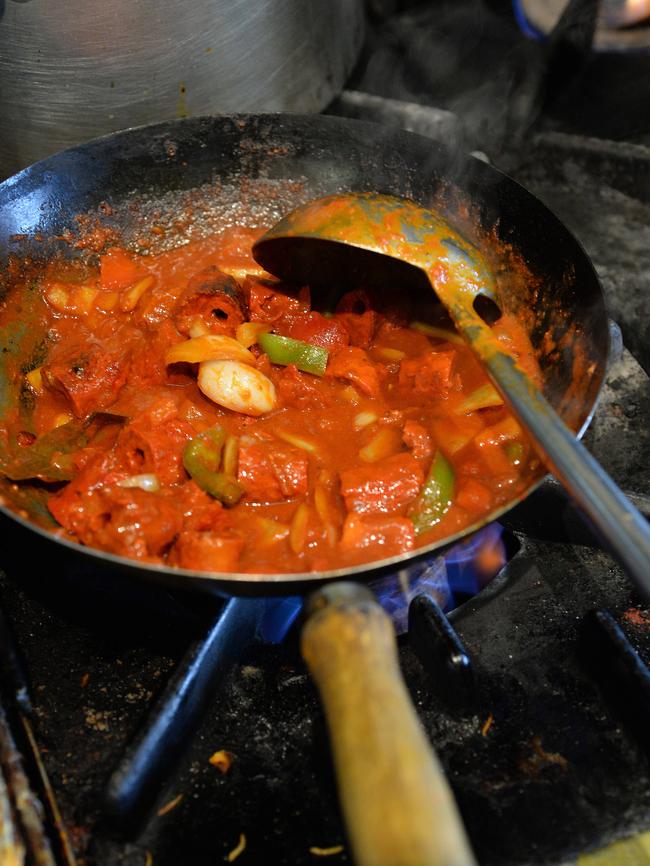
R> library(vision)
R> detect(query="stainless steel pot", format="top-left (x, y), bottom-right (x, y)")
top-left (0, 0), bottom-right (364, 178)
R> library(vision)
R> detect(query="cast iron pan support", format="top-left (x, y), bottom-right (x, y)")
top-left (104, 585), bottom-right (478, 866)
top-left (103, 597), bottom-right (266, 833)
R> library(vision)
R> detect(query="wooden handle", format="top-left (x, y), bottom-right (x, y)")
top-left (301, 583), bottom-right (477, 866)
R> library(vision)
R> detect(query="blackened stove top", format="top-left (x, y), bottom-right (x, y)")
top-left (1, 107), bottom-right (650, 866)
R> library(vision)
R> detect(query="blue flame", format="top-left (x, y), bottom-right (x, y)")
top-left (259, 523), bottom-right (506, 643)
top-left (259, 596), bottom-right (303, 644)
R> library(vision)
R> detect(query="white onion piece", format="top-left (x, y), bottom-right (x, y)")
top-left (198, 359), bottom-right (277, 416)
top-left (354, 411), bottom-right (378, 430)
top-left (116, 473), bottom-right (161, 492)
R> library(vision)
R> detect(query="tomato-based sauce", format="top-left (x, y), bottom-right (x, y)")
top-left (0, 227), bottom-right (540, 574)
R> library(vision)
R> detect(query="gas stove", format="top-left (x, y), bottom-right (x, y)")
top-left (1, 4), bottom-right (650, 865)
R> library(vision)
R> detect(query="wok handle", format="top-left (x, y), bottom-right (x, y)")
top-left (301, 582), bottom-right (476, 866)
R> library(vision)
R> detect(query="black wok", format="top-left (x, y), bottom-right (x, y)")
top-left (0, 115), bottom-right (610, 866)
top-left (0, 114), bottom-right (609, 593)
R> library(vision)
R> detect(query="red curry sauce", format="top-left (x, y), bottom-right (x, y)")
top-left (0, 227), bottom-right (540, 573)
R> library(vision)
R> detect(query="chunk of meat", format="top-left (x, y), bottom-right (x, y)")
top-left (340, 452), bottom-right (424, 515)
top-left (286, 312), bottom-right (349, 350)
top-left (326, 346), bottom-right (382, 398)
top-left (335, 286), bottom-right (410, 323)
top-left (335, 288), bottom-right (373, 314)
top-left (50, 481), bottom-right (182, 560)
top-left (174, 267), bottom-right (247, 336)
top-left (115, 406), bottom-right (195, 485)
top-left (174, 480), bottom-right (235, 533)
top-left (374, 320), bottom-right (431, 356)
top-left (170, 531), bottom-right (244, 572)
top-left (402, 420), bottom-right (433, 461)
top-left (335, 311), bottom-right (377, 348)
top-left (41, 342), bottom-right (129, 418)
top-left (127, 320), bottom-right (185, 390)
top-left (238, 440), bottom-right (309, 502)
top-left (277, 365), bottom-right (327, 410)
top-left (456, 478), bottom-right (494, 513)
top-left (398, 350), bottom-right (456, 398)
top-left (247, 280), bottom-right (305, 324)
top-left (340, 513), bottom-right (414, 562)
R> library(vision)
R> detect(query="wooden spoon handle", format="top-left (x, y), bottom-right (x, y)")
top-left (301, 583), bottom-right (477, 866)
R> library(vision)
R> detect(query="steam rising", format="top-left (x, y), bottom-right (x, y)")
top-left (348, 0), bottom-right (600, 163)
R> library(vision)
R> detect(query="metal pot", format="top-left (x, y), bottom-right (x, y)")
top-left (0, 0), bottom-right (364, 178)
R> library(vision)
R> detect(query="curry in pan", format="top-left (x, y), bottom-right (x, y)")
top-left (0, 225), bottom-right (540, 574)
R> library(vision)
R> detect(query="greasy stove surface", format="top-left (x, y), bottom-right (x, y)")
top-left (511, 133), bottom-right (650, 379)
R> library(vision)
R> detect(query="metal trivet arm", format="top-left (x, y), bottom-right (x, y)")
top-left (103, 597), bottom-right (266, 833)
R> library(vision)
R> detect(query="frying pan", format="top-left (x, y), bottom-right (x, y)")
top-left (0, 115), bottom-right (610, 865)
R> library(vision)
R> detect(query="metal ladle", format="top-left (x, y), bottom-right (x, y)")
top-left (253, 192), bottom-right (650, 590)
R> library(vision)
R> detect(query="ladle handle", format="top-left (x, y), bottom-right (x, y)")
top-left (301, 583), bottom-right (476, 866)
top-left (485, 351), bottom-right (650, 589)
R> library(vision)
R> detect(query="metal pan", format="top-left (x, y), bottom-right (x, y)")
top-left (0, 115), bottom-right (610, 866)
top-left (0, 113), bottom-right (608, 594)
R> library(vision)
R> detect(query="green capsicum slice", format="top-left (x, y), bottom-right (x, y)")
top-left (258, 332), bottom-right (328, 377)
top-left (410, 449), bottom-right (455, 534)
top-left (183, 426), bottom-right (244, 506)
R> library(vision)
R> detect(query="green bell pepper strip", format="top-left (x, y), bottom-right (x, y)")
top-left (258, 332), bottom-right (329, 377)
top-left (183, 426), bottom-right (244, 507)
top-left (410, 449), bottom-right (455, 535)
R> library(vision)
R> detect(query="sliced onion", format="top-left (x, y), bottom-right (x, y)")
top-left (354, 411), bottom-right (378, 430)
top-left (359, 427), bottom-right (403, 463)
top-left (165, 334), bottom-right (255, 366)
top-left (235, 321), bottom-right (271, 348)
top-left (116, 473), bottom-right (161, 492)
top-left (274, 429), bottom-right (320, 454)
